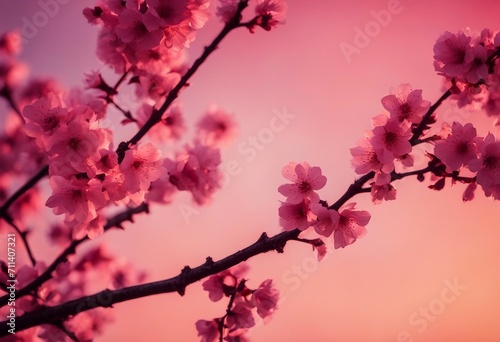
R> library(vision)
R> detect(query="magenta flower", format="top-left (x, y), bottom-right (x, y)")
top-left (250, 279), bottom-right (279, 319)
top-left (371, 183), bottom-right (397, 205)
top-left (464, 44), bottom-right (488, 84)
top-left (278, 162), bottom-right (327, 204)
top-left (333, 203), bottom-right (371, 249)
top-left (166, 141), bottom-right (222, 205)
top-left (350, 137), bottom-right (394, 175)
top-left (216, 0), bottom-right (239, 23)
top-left (115, 9), bottom-right (163, 50)
top-left (196, 105), bottom-right (238, 147)
top-left (195, 319), bottom-right (220, 342)
top-left (0, 30), bottom-right (21, 56)
top-left (371, 118), bottom-right (412, 159)
top-left (310, 202), bottom-right (339, 237)
top-left (144, 0), bottom-right (189, 28)
top-left (468, 133), bottom-right (500, 199)
top-left (255, 0), bottom-right (288, 31)
top-left (202, 264), bottom-right (248, 302)
top-left (23, 93), bottom-right (67, 146)
top-left (226, 300), bottom-right (255, 330)
top-left (434, 122), bottom-right (479, 172)
top-left (120, 143), bottom-right (164, 194)
top-left (381, 83), bottom-right (431, 124)
top-left (433, 31), bottom-right (474, 79)
top-left (46, 176), bottom-right (106, 225)
top-left (278, 198), bottom-right (315, 231)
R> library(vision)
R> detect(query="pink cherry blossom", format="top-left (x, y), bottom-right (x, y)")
top-left (255, 0), bottom-right (288, 31)
top-left (163, 104), bottom-right (186, 140)
top-left (226, 300), bottom-right (255, 331)
top-left (196, 106), bottom-right (238, 147)
top-left (23, 93), bottom-right (67, 145)
top-left (433, 31), bottom-right (474, 79)
top-left (102, 168), bottom-right (129, 204)
top-left (464, 44), bottom-right (488, 84)
top-left (47, 116), bottom-right (104, 177)
top-left (249, 279), bottom-right (279, 319)
top-left (202, 264), bottom-right (249, 302)
top-left (449, 82), bottom-right (489, 110)
top-left (371, 183), bottom-right (397, 204)
top-left (144, 0), bottom-right (189, 28)
top-left (278, 162), bottom-right (327, 204)
top-left (120, 143), bottom-right (164, 193)
top-left (278, 198), bottom-right (315, 231)
top-left (350, 137), bottom-right (395, 175)
top-left (196, 319), bottom-right (220, 342)
top-left (166, 141), bottom-right (222, 205)
top-left (135, 68), bottom-right (181, 102)
top-left (0, 31), bottom-right (21, 56)
top-left (46, 176), bottom-right (107, 225)
top-left (381, 84), bottom-right (431, 124)
top-left (434, 122), bottom-right (479, 172)
top-left (96, 28), bottom-right (128, 72)
top-left (216, 0), bottom-right (239, 23)
top-left (115, 9), bottom-right (163, 50)
top-left (468, 133), bottom-right (500, 199)
top-left (333, 203), bottom-right (370, 249)
top-left (371, 118), bottom-right (412, 158)
top-left (145, 174), bottom-right (177, 204)
top-left (73, 215), bottom-right (106, 240)
top-left (310, 202), bottom-right (339, 237)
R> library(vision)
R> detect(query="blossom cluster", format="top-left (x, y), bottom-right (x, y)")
top-left (196, 264), bottom-right (279, 341)
top-left (350, 83), bottom-right (431, 204)
top-left (83, 0), bottom-right (209, 104)
top-left (434, 29), bottom-right (500, 117)
top-left (433, 121), bottom-right (500, 200)
top-left (277, 162), bottom-right (371, 249)
top-left (22, 92), bottom-right (163, 238)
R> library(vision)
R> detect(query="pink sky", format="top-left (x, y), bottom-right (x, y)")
top-left (1, 0), bottom-right (500, 341)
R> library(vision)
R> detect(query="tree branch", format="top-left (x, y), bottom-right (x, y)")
top-left (117, 0), bottom-right (250, 161)
top-left (0, 230), bottom-right (300, 336)
top-left (0, 203), bottom-right (149, 308)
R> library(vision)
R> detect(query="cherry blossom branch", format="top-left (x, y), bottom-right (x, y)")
top-left (0, 229), bottom-right (301, 335)
top-left (117, 0), bottom-right (250, 162)
top-left (328, 82), bottom-right (459, 211)
top-left (0, 149), bottom-right (474, 334)
top-left (0, 68), bottom-right (133, 220)
top-left (0, 202), bottom-right (149, 308)
top-left (0, 2), bottom-right (250, 220)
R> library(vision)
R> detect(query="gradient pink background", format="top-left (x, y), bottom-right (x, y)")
top-left (1, 0), bottom-right (500, 341)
